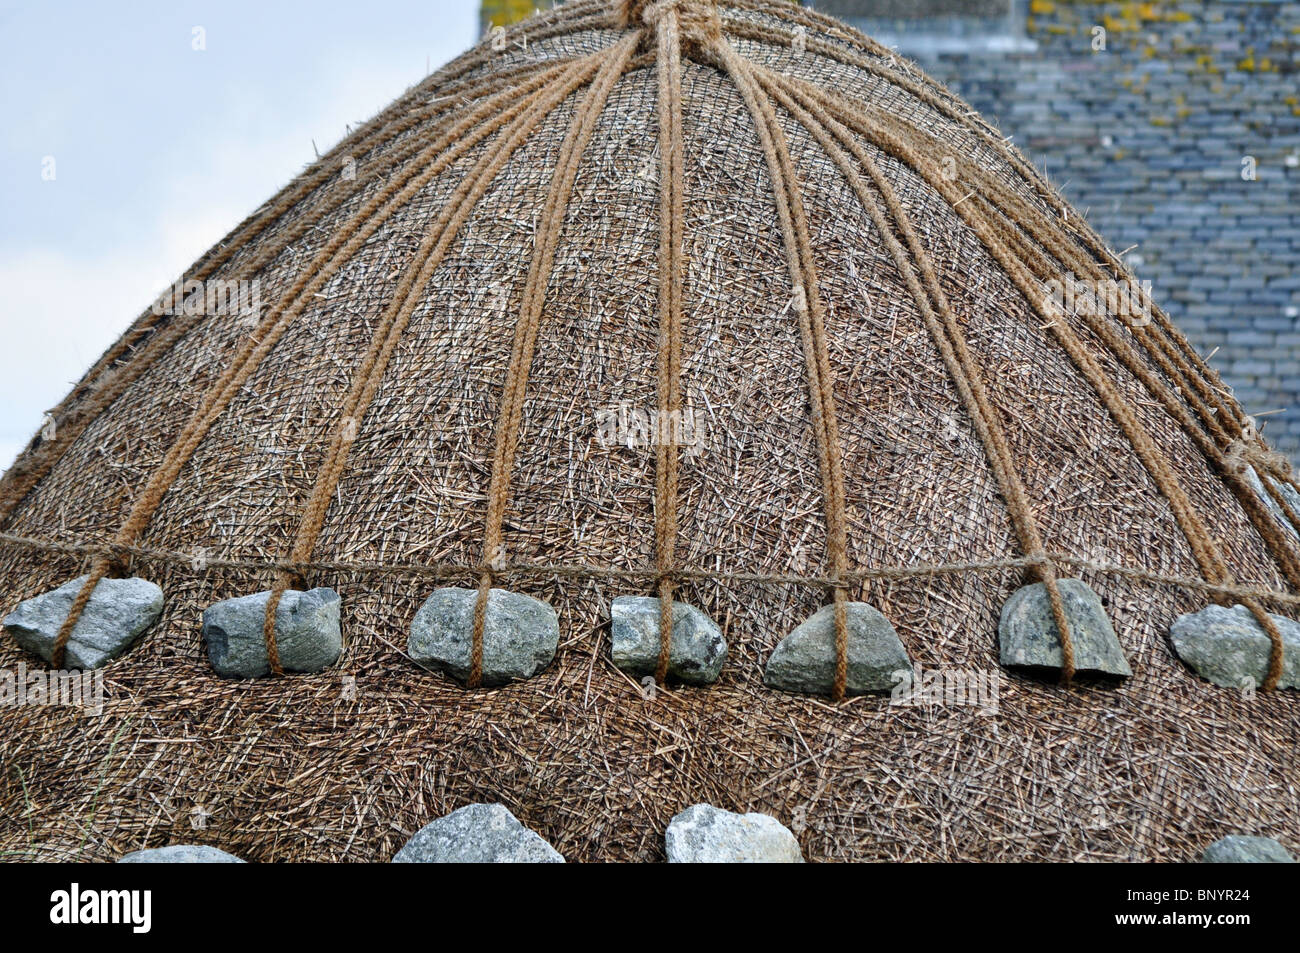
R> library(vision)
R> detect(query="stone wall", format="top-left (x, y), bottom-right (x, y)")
top-left (856, 0), bottom-right (1300, 461)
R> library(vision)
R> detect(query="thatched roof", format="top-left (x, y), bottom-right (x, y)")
top-left (1, 0), bottom-right (1297, 861)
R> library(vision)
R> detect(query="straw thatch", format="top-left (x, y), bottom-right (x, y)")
top-left (1, 0), bottom-right (1297, 862)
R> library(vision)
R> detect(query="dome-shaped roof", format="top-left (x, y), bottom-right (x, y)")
top-left (1, 0), bottom-right (1297, 861)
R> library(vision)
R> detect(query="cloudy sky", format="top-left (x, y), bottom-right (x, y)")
top-left (0, 0), bottom-right (483, 472)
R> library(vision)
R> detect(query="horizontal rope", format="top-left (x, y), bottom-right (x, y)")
top-left (3, 531), bottom-right (1299, 609)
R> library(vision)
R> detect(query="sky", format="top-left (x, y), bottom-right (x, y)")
top-left (0, 0), bottom-right (483, 473)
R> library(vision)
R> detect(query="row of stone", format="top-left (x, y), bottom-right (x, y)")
top-left (4, 574), bottom-right (1298, 693)
top-left (117, 803), bottom-right (802, 863)
top-left (2, 575), bottom-right (898, 692)
top-left (116, 803), bottom-right (1296, 863)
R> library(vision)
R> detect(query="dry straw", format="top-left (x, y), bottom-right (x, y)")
top-left (0, 0), bottom-right (1297, 862)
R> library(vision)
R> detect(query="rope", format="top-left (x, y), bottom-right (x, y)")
top-left (470, 34), bottom-right (641, 687)
top-left (46, 566), bottom-right (101, 670)
top-left (714, 39), bottom-right (852, 699)
top-left (48, 554), bottom-right (110, 670)
top-left (649, 7), bottom-right (688, 684)
top-left (636, 0), bottom-right (723, 50)
top-left (9, 531), bottom-right (1300, 608)
top-left (760, 69), bottom-right (1079, 683)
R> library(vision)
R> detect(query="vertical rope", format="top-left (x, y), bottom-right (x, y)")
top-left (761, 70), bottom-right (1078, 682)
top-left (470, 34), bottom-right (641, 688)
top-left (713, 40), bottom-right (852, 699)
top-left (48, 559), bottom-right (107, 670)
top-left (651, 8), bottom-right (687, 685)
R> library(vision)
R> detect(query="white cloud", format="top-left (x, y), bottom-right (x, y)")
top-left (0, 249), bottom-right (175, 454)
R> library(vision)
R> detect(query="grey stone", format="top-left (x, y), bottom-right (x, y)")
top-left (118, 845), bottom-right (245, 863)
top-left (610, 596), bottom-right (727, 685)
top-left (392, 803), bottom-right (563, 863)
top-left (204, 588), bottom-right (341, 678)
top-left (4, 575), bottom-right (163, 670)
top-left (408, 587), bottom-right (558, 686)
top-left (764, 602), bottom-right (911, 696)
top-left (1170, 603), bottom-right (1300, 691)
top-left (665, 804), bottom-right (803, 863)
top-left (1244, 465), bottom-right (1300, 540)
top-left (999, 579), bottom-right (1131, 677)
top-left (1201, 835), bottom-right (1295, 864)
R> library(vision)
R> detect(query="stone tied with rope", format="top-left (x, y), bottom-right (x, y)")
top-left (1, 0), bottom-right (1298, 862)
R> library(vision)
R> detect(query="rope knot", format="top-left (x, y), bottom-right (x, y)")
top-left (102, 543), bottom-right (132, 578)
top-left (1226, 437), bottom-right (1293, 479)
top-left (627, 0), bottom-right (722, 52)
